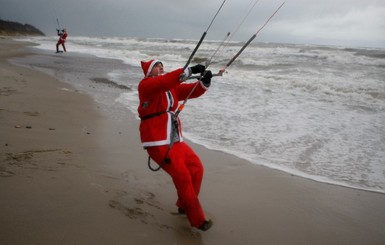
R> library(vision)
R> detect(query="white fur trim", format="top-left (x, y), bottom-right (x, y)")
top-left (146, 60), bottom-right (161, 77)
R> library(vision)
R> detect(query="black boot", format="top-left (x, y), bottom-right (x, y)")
top-left (198, 220), bottom-right (213, 231)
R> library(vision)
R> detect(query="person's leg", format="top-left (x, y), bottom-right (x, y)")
top-left (62, 42), bottom-right (66, 52)
top-left (147, 144), bottom-right (206, 228)
top-left (183, 142), bottom-right (204, 196)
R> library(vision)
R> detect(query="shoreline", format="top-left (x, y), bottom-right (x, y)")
top-left (1, 37), bottom-right (385, 245)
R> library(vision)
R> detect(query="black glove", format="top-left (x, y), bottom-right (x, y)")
top-left (201, 70), bottom-right (212, 87)
top-left (190, 64), bottom-right (205, 74)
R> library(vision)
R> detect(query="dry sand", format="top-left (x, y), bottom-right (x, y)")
top-left (1, 37), bottom-right (384, 245)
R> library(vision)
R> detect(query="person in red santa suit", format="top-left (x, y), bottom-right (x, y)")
top-left (56, 28), bottom-right (68, 53)
top-left (137, 59), bottom-right (213, 231)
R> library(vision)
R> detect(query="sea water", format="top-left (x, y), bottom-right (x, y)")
top-left (19, 36), bottom-right (385, 193)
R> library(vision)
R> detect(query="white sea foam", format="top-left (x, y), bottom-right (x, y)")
top-left (19, 36), bottom-right (385, 193)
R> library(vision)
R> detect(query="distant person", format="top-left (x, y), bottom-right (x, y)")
top-left (56, 28), bottom-right (67, 53)
top-left (137, 59), bottom-right (213, 231)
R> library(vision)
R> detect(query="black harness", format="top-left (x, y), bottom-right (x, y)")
top-left (140, 111), bottom-right (167, 121)
top-left (141, 110), bottom-right (179, 171)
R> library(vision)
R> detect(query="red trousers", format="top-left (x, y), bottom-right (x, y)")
top-left (56, 40), bottom-right (66, 52)
top-left (147, 142), bottom-right (205, 228)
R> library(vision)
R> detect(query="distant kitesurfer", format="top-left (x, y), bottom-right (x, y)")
top-left (137, 59), bottom-right (213, 231)
top-left (56, 28), bottom-right (67, 53)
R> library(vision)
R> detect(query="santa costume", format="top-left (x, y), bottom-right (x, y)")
top-left (137, 59), bottom-right (211, 229)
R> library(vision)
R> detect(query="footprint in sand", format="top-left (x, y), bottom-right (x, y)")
top-left (23, 111), bottom-right (40, 117)
top-left (108, 190), bottom-right (172, 230)
top-left (0, 87), bottom-right (16, 96)
top-left (0, 166), bottom-right (15, 177)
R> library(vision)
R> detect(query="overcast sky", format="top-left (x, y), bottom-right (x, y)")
top-left (1, 0), bottom-right (384, 48)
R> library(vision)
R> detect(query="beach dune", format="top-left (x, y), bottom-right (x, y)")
top-left (1, 37), bottom-right (384, 245)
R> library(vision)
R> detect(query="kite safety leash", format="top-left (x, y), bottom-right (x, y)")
top-left (205, 31), bottom-right (231, 68)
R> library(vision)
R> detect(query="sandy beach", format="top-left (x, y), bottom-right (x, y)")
top-left (1, 37), bottom-right (385, 245)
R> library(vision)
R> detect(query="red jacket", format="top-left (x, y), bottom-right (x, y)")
top-left (61, 32), bottom-right (67, 41)
top-left (138, 68), bottom-right (208, 148)
top-left (58, 31), bottom-right (67, 42)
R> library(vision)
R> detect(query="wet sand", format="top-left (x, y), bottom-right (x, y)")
top-left (1, 37), bottom-right (385, 245)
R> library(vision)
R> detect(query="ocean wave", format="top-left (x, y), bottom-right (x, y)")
top-left (19, 36), bottom-right (385, 193)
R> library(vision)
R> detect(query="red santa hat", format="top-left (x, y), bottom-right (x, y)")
top-left (141, 59), bottom-right (161, 77)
